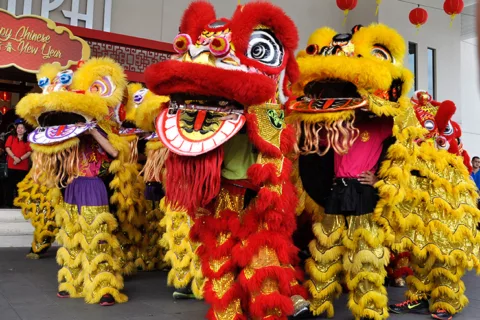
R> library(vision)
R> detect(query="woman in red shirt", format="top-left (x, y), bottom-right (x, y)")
top-left (5, 120), bottom-right (31, 207)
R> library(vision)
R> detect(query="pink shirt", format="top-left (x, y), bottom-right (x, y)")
top-left (334, 117), bottom-right (392, 178)
top-left (78, 137), bottom-right (110, 177)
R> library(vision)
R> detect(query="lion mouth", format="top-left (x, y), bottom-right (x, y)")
top-left (169, 93), bottom-right (244, 117)
top-left (38, 112), bottom-right (87, 127)
top-left (29, 111), bottom-right (92, 145)
top-left (290, 79), bottom-right (367, 113)
top-left (156, 93), bottom-right (246, 156)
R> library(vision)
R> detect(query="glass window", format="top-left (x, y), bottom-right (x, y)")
top-left (408, 42), bottom-right (417, 98)
top-left (428, 48), bottom-right (436, 99)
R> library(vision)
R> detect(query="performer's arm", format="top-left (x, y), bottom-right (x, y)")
top-left (88, 128), bottom-right (119, 158)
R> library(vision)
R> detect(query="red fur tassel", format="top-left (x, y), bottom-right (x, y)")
top-left (165, 148), bottom-right (223, 214)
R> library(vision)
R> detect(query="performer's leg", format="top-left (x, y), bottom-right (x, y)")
top-left (55, 203), bottom-right (84, 298)
top-left (235, 191), bottom-right (307, 319)
top-left (405, 254), bottom-right (430, 302)
top-left (190, 187), bottom-right (246, 320)
top-left (429, 258), bottom-right (468, 317)
top-left (343, 213), bottom-right (389, 320)
top-left (304, 213), bottom-right (346, 318)
top-left (80, 205), bottom-right (128, 304)
top-left (190, 241), bottom-right (206, 299)
top-left (160, 199), bottom-right (194, 294)
top-left (387, 252), bottom-right (412, 287)
top-left (136, 198), bottom-right (166, 271)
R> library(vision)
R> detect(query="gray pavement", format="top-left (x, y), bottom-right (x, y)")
top-left (0, 247), bottom-right (479, 320)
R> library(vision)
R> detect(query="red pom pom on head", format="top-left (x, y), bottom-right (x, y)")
top-left (435, 100), bottom-right (456, 134)
top-left (179, 1), bottom-right (216, 40)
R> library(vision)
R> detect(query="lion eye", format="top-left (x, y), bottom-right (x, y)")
top-left (371, 44), bottom-right (394, 63)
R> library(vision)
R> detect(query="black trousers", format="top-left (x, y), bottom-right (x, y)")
top-left (5, 169), bottom-right (28, 207)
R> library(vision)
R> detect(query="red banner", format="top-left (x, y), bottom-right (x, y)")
top-left (0, 9), bottom-right (90, 73)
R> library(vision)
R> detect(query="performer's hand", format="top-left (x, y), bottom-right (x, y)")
top-left (358, 171), bottom-right (378, 186)
top-left (77, 122), bottom-right (93, 135)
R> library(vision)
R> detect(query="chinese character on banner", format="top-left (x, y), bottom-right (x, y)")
top-left (5, 42), bottom-right (16, 53)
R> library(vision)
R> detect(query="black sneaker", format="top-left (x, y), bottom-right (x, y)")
top-left (99, 294), bottom-right (115, 306)
top-left (431, 309), bottom-right (453, 320)
top-left (389, 299), bottom-right (429, 314)
top-left (57, 291), bottom-right (70, 298)
top-left (172, 286), bottom-right (195, 299)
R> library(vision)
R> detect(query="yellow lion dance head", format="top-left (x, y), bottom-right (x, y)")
top-left (289, 24), bottom-right (413, 155)
top-left (16, 58), bottom-right (129, 187)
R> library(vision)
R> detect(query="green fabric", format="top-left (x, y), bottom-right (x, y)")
top-left (221, 134), bottom-right (257, 180)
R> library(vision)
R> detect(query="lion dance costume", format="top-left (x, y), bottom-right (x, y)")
top-left (287, 23), bottom-right (480, 320)
top-left (145, 1), bottom-right (308, 319)
top-left (288, 24), bottom-right (413, 320)
top-left (383, 90), bottom-right (480, 319)
top-left (121, 83), bottom-right (165, 272)
top-left (16, 58), bottom-right (145, 305)
top-left (130, 84), bottom-right (205, 297)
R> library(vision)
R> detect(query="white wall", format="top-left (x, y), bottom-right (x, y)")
top-left (379, 0), bottom-right (463, 123)
top-left (460, 38), bottom-right (480, 158)
top-left (110, 0), bottom-right (349, 52)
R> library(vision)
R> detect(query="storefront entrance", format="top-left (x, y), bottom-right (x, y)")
top-left (0, 8), bottom-right (173, 208)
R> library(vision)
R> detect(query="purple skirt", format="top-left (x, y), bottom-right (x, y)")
top-left (64, 176), bottom-right (109, 212)
top-left (144, 181), bottom-right (165, 203)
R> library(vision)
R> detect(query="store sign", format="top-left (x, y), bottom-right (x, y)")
top-left (0, 9), bottom-right (90, 73)
top-left (4, 0), bottom-right (112, 32)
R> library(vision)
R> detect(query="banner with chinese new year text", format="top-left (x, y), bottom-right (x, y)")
top-left (0, 9), bottom-right (90, 73)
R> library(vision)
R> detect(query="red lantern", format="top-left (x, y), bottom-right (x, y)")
top-left (409, 7), bottom-right (428, 30)
top-left (0, 91), bottom-right (11, 102)
top-left (444, 0), bottom-right (464, 25)
top-left (337, 0), bottom-right (358, 25)
top-left (0, 106), bottom-right (8, 115)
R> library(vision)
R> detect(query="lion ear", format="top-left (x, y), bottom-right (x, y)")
top-left (179, 1), bottom-right (216, 39)
top-left (306, 27), bottom-right (337, 47)
top-left (351, 25), bottom-right (363, 34)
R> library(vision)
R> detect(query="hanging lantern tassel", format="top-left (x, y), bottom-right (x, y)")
top-left (376, 0), bottom-right (382, 16)
top-left (450, 13), bottom-right (456, 27)
top-left (337, 0), bottom-right (358, 26)
top-left (343, 9), bottom-right (349, 26)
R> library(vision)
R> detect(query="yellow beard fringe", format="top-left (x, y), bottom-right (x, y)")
top-left (31, 145), bottom-right (79, 188)
top-left (294, 113), bottom-right (359, 156)
top-left (142, 141), bottom-right (169, 182)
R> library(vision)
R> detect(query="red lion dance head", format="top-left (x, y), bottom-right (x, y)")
top-left (145, 1), bottom-right (299, 213)
top-left (411, 90), bottom-right (472, 172)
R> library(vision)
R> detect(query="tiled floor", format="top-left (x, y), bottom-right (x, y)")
top-left (0, 247), bottom-right (479, 320)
